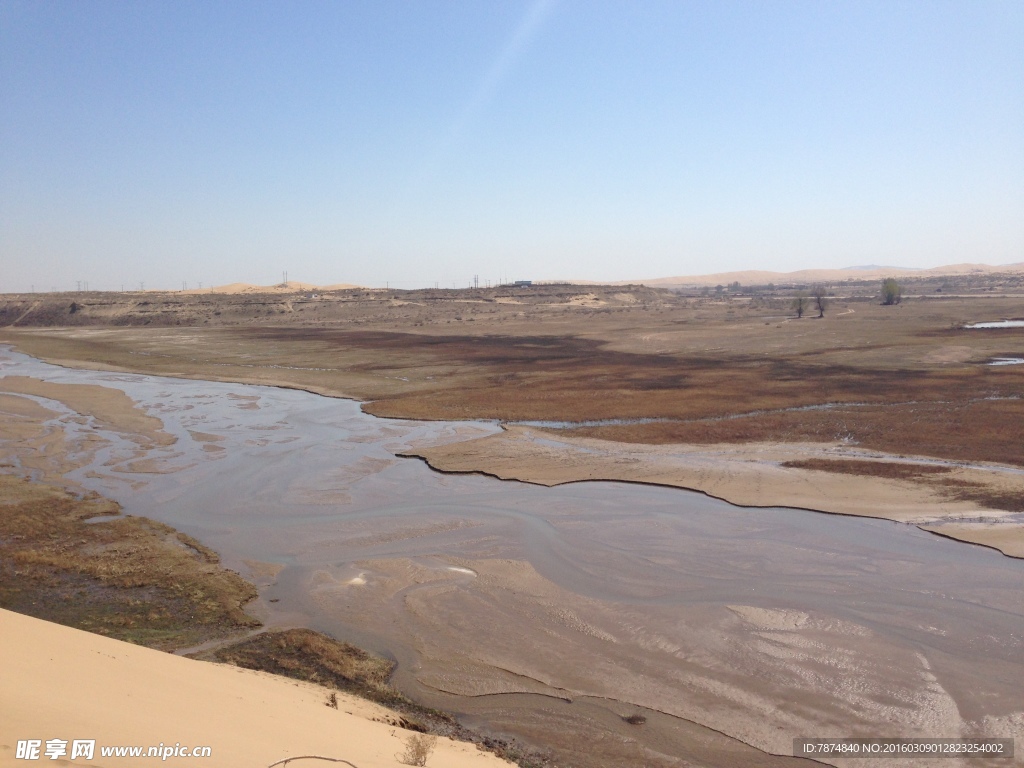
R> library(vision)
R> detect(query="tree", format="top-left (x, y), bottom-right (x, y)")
top-left (881, 278), bottom-right (902, 305)
top-left (792, 294), bottom-right (808, 318)
top-left (812, 285), bottom-right (828, 318)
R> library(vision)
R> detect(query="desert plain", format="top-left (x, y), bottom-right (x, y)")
top-left (1, 266), bottom-right (1023, 767)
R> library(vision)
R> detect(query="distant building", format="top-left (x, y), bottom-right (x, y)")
top-left (512, 280), bottom-right (532, 287)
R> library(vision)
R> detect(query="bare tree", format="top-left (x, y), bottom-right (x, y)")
top-left (792, 294), bottom-right (808, 319)
top-left (812, 285), bottom-right (828, 318)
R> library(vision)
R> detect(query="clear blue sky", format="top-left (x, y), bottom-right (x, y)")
top-left (2, 0), bottom-right (1022, 291)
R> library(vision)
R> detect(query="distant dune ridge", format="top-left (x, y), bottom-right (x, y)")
top-left (625, 262), bottom-right (1024, 289)
top-left (191, 281), bottom-right (363, 295)
top-left (165, 263), bottom-right (1024, 295)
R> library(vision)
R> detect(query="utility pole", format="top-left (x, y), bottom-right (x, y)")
top-left (140, 282), bottom-right (145, 292)
top-left (474, 275), bottom-right (479, 289)
top-left (76, 281), bottom-right (81, 292)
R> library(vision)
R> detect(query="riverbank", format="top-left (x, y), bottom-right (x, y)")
top-left (405, 425), bottom-right (1024, 558)
top-left (0, 379), bottom-right (526, 765)
top-left (2, 345), bottom-right (1022, 767)
top-left (2, 323), bottom-right (1022, 561)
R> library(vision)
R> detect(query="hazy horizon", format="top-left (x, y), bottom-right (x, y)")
top-left (2, 1), bottom-right (1022, 292)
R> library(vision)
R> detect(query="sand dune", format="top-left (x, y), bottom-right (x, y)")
top-left (0, 608), bottom-right (509, 768)
top-left (129, 263), bottom-right (1024, 295)
top-left (631, 261), bottom-right (1024, 288)
top-left (202, 281), bottom-right (362, 294)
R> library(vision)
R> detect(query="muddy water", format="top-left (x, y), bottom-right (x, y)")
top-left (2, 347), bottom-right (1023, 767)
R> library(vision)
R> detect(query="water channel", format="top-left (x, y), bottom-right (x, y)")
top-left (2, 346), bottom-right (1022, 767)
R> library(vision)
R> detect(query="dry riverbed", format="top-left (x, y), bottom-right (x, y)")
top-left (1, 284), bottom-right (1023, 766)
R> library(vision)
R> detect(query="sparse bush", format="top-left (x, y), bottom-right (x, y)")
top-left (623, 713), bottom-right (647, 725)
top-left (881, 278), bottom-right (902, 305)
top-left (397, 733), bottom-right (437, 766)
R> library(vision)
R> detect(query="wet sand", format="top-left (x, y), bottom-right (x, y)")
top-left (1, 346), bottom-right (1022, 767)
top-left (408, 425), bottom-right (1024, 558)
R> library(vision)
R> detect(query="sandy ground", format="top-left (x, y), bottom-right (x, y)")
top-left (407, 426), bottom-right (1024, 557)
top-left (0, 376), bottom-right (173, 446)
top-left (0, 377), bottom-right (180, 489)
top-left (0, 608), bottom-right (509, 768)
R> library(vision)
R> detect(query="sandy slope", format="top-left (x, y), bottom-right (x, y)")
top-left (0, 609), bottom-right (509, 768)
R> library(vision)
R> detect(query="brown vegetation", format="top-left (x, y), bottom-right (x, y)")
top-left (197, 628), bottom-right (404, 710)
top-left (781, 458), bottom-right (953, 480)
top-left (197, 628), bottom-right (550, 766)
top-left (397, 733), bottom-right (437, 766)
top-left (2, 286), bottom-right (1021, 468)
top-left (0, 475), bottom-right (258, 649)
top-left (783, 458), bottom-right (1024, 513)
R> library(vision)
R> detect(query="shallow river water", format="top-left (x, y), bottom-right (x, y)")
top-left (2, 347), bottom-right (1022, 767)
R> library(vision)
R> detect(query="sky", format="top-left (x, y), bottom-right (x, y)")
top-left (1, 0), bottom-right (1022, 291)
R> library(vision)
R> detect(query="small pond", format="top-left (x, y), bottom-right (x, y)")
top-left (966, 320), bottom-right (1024, 329)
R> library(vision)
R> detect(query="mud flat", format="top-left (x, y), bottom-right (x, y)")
top-left (1, 346), bottom-right (1023, 767)
top-left (407, 425), bottom-right (1024, 558)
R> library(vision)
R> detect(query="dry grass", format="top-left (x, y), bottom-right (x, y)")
top-left (782, 458), bottom-right (1024, 513)
top-left (397, 733), bottom-right (437, 766)
top-left (2, 289), bottom-right (1021, 468)
top-left (781, 458), bottom-right (953, 480)
top-left (197, 628), bottom-right (551, 766)
top-left (195, 629), bottom-right (454, 732)
top-left (197, 628), bottom-right (402, 706)
top-left (0, 475), bottom-right (259, 649)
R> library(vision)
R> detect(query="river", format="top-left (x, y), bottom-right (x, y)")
top-left (1, 346), bottom-right (1021, 767)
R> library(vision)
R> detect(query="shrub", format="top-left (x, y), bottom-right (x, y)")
top-left (397, 733), bottom-right (437, 766)
top-left (881, 278), bottom-right (902, 305)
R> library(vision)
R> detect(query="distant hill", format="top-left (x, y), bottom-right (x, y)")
top-left (198, 281), bottom-right (361, 295)
top-left (627, 262), bottom-right (1024, 289)
top-left (842, 264), bottom-right (921, 271)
